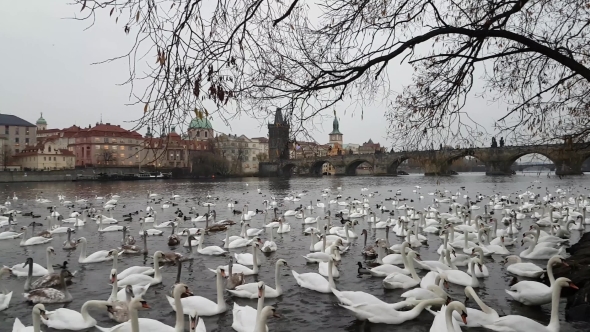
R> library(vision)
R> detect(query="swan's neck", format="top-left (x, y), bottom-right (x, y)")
top-left (469, 288), bottom-right (493, 314)
top-left (274, 263), bottom-right (282, 295)
top-left (546, 258), bottom-right (556, 285)
top-left (81, 300), bottom-right (103, 321)
top-left (547, 283), bottom-right (563, 332)
top-left (25, 261), bottom-right (33, 290)
top-left (408, 256), bottom-right (419, 281)
top-left (254, 309), bottom-right (269, 332)
top-left (152, 253), bottom-right (161, 280)
top-left (445, 305), bottom-right (456, 332)
top-left (79, 241), bottom-right (87, 261)
top-left (224, 230), bottom-right (230, 249)
top-left (174, 288), bottom-right (184, 332)
top-left (130, 305), bottom-right (140, 332)
top-left (252, 244), bottom-right (259, 274)
top-left (327, 259), bottom-right (335, 289)
top-left (469, 260), bottom-right (478, 285)
top-left (112, 251), bottom-right (119, 271)
top-left (410, 297), bottom-right (444, 316)
top-left (110, 275), bottom-right (118, 301)
top-left (216, 270), bottom-right (227, 311)
top-left (255, 288), bottom-right (265, 329)
top-left (198, 232), bottom-right (204, 250)
top-left (401, 244), bottom-right (409, 269)
top-left (32, 311), bottom-right (42, 332)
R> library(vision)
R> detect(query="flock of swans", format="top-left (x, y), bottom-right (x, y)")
top-left (0, 182), bottom-right (588, 332)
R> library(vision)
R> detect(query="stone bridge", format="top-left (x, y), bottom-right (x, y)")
top-left (277, 144), bottom-right (590, 176)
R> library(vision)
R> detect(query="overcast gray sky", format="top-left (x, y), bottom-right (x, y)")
top-left (0, 1), bottom-right (511, 149)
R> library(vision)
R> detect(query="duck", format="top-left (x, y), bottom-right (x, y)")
top-left (167, 267), bottom-right (227, 316)
top-left (116, 251), bottom-right (164, 287)
top-left (11, 247), bottom-right (55, 277)
top-left (77, 237), bottom-right (115, 263)
top-left (41, 299), bottom-right (110, 330)
top-left (504, 255), bottom-right (565, 305)
top-left (228, 259), bottom-right (288, 298)
top-left (23, 269), bottom-right (73, 304)
top-left (485, 277), bottom-right (577, 332)
top-left (12, 304), bottom-right (48, 332)
top-left (0, 266), bottom-right (12, 311)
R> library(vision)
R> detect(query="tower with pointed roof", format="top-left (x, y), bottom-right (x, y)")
top-left (36, 112), bottom-right (47, 131)
top-left (268, 107), bottom-right (290, 161)
top-left (328, 112), bottom-right (343, 155)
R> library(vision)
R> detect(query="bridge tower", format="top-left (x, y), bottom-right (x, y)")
top-left (268, 107), bottom-right (290, 161)
top-left (328, 112), bottom-right (343, 155)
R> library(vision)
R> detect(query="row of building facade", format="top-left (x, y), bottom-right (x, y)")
top-left (0, 110), bottom-right (382, 175)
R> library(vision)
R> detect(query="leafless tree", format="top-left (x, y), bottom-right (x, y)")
top-left (1, 145), bottom-right (12, 171)
top-left (72, 1), bottom-right (590, 148)
top-left (100, 150), bottom-right (116, 166)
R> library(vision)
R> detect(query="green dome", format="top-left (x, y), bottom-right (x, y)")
top-left (189, 117), bottom-right (213, 129)
top-left (36, 112), bottom-right (47, 125)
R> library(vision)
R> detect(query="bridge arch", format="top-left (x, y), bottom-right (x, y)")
top-left (345, 159), bottom-right (373, 175)
top-left (387, 155), bottom-right (425, 175)
top-left (441, 150), bottom-right (487, 173)
top-left (507, 151), bottom-right (557, 169)
top-left (309, 160), bottom-right (336, 176)
top-left (281, 163), bottom-right (297, 176)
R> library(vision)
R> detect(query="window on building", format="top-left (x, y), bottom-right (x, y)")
top-left (48, 146), bottom-right (51, 152)
top-left (196, 131), bottom-right (200, 137)
top-left (44, 157), bottom-right (46, 161)
top-left (204, 131), bottom-right (208, 138)
top-left (25, 138), bottom-right (29, 144)
top-left (120, 146), bottom-right (125, 150)
top-left (4, 126), bottom-right (8, 134)
top-left (120, 153), bottom-right (125, 158)
top-left (63, 157), bottom-right (65, 161)
top-left (15, 149), bottom-right (19, 153)
top-left (104, 145), bottom-right (109, 150)
top-left (15, 137), bottom-right (19, 143)
top-left (112, 146), bottom-right (117, 150)
top-left (54, 157), bottom-right (56, 161)
top-left (26, 128), bottom-right (30, 135)
top-left (15, 127), bottom-right (19, 135)
top-left (104, 138), bottom-right (108, 143)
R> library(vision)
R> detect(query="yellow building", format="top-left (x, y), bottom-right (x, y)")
top-left (13, 139), bottom-right (75, 170)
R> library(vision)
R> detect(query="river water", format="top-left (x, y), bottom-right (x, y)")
top-left (1, 174), bottom-right (589, 332)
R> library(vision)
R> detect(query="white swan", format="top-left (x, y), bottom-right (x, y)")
top-left (41, 300), bottom-right (109, 330)
top-left (97, 284), bottom-right (199, 332)
top-left (505, 255), bottom-right (564, 305)
top-left (382, 251), bottom-right (421, 289)
top-left (19, 226), bottom-right (52, 246)
top-left (505, 256), bottom-right (544, 278)
top-left (11, 247), bottom-right (54, 277)
top-left (228, 260), bottom-right (288, 298)
top-left (116, 252), bottom-right (164, 287)
top-left (210, 244), bottom-right (259, 275)
top-left (429, 301), bottom-right (468, 332)
top-left (485, 277), bottom-right (577, 332)
top-left (98, 215), bottom-right (124, 232)
top-left (339, 289), bottom-right (448, 324)
top-left (232, 281), bottom-right (270, 332)
top-left (0, 266), bottom-right (12, 311)
top-left (0, 227), bottom-right (23, 240)
top-left (438, 258), bottom-right (481, 287)
top-left (292, 256), bottom-right (336, 293)
top-left (77, 237), bottom-right (114, 263)
top-left (167, 266), bottom-right (227, 316)
top-left (196, 230), bottom-right (226, 255)
top-left (452, 286), bottom-right (499, 327)
top-left (234, 242), bottom-right (262, 266)
top-left (261, 228), bottom-right (277, 252)
top-left (13, 304), bottom-right (48, 332)
top-left (109, 249), bottom-right (157, 281)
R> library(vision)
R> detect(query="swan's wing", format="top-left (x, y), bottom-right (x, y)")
top-left (484, 315), bottom-right (545, 332)
top-left (232, 283), bottom-right (258, 294)
top-left (85, 250), bottom-right (111, 262)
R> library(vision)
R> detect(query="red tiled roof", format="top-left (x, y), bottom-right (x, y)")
top-left (72, 123), bottom-right (142, 139)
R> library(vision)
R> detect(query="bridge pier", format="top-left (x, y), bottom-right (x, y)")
top-left (554, 158), bottom-right (584, 176)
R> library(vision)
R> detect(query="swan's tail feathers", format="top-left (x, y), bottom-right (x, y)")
top-left (425, 307), bottom-right (438, 316)
top-left (165, 295), bottom-right (176, 310)
top-left (291, 270), bottom-right (302, 285)
top-left (208, 268), bottom-right (217, 274)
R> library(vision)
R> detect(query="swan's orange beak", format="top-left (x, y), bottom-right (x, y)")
top-left (562, 262), bottom-right (569, 267)
top-left (110, 274), bottom-right (116, 284)
top-left (141, 301), bottom-right (151, 309)
top-left (461, 312), bottom-right (468, 324)
top-left (258, 287), bottom-right (263, 298)
top-left (569, 282), bottom-right (579, 290)
top-left (220, 269), bottom-right (227, 278)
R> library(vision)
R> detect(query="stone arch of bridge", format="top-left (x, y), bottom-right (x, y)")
top-left (506, 151), bottom-right (557, 168)
top-left (386, 155), bottom-right (423, 174)
top-left (309, 160), bottom-right (334, 175)
top-left (281, 163), bottom-right (297, 175)
top-left (345, 159), bottom-right (373, 175)
top-left (441, 149), bottom-right (487, 170)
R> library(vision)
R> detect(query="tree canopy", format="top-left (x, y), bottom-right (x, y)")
top-left (74, 0), bottom-right (590, 148)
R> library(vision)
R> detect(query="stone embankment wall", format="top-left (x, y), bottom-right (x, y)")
top-left (0, 168), bottom-right (153, 183)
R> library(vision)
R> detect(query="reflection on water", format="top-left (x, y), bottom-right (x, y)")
top-left (0, 174), bottom-right (588, 332)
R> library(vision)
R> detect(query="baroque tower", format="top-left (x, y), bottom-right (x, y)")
top-left (328, 112), bottom-right (343, 155)
top-left (268, 107), bottom-right (290, 161)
